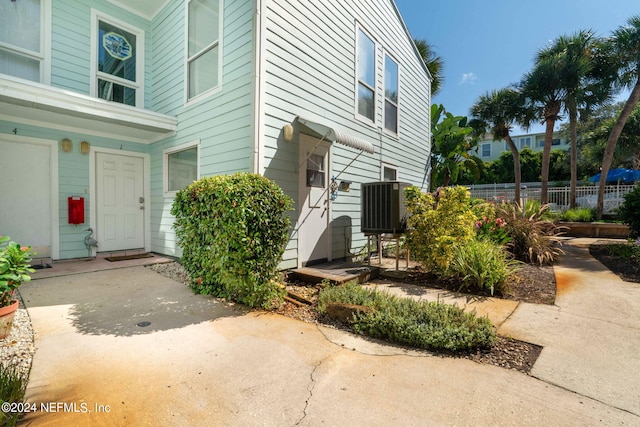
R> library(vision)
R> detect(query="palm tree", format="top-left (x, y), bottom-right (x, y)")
top-left (520, 56), bottom-right (565, 205)
top-left (470, 88), bottom-right (528, 203)
top-left (597, 15), bottom-right (640, 218)
top-left (537, 31), bottom-right (595, 208)
top-left (414, 39), bottom-right (444, 96)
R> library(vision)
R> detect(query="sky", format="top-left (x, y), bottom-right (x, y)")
top-left (394, 0), bottom-right (639, 135)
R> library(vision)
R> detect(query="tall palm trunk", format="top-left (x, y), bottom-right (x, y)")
top-left (568, 103), bottom-right (578, 208)
top-left (597, 77), bottom-right (640, 218)
top-left (504, 135), bottom-right (521, 204)
top-left (540, 111), bottom-right (559, 205)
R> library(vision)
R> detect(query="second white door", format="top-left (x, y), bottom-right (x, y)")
top-left (96, 152), bottom-right (145, 252)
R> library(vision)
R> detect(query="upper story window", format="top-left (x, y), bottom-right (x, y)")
top-left (482, 143), bottom-right (491, 157)
top-left (187, 0), bottom-right (221, 101)
top-left (91, 11), bottom-right (144, 107)
top-left (384, 54), bottom-right (399, 134)
top-left (356, 27), bottom-right (375, 122)
top-left (0, 0), bottom-right (49, 83)
top-left (519, 137), bottom-right (531, 149)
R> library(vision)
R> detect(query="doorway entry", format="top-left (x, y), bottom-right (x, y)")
top-left (297, 133), bottom-right (331, 267)
top-left (95, 151), bottom-right (145, 252)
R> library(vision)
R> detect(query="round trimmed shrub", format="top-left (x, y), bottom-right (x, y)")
top-left (171, 173), bottom-right (293, 308)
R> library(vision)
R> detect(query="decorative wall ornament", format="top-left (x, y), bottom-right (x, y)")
top-left (61, 138), bottom-right (72, 153)
top-left (103, 32), bottom-right (132, 60)
top-left (283, 124), bottom-right (294, 142)
top-left (80, 141), bottom-right (90, 154)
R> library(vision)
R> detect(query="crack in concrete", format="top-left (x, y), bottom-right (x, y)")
top-left (293, 356), bottom-right (323, 426)
top-left (530, 374), bottom-right (640, 418)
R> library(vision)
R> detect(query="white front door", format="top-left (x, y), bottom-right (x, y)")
top-left (96, 152), bottom-right (145, 252)
top-left (297, 134), bottom-right (330, 267)
top-left (0, 137), bottom-right (54, 259)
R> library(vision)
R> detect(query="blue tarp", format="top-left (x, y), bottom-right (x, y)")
top-left (589, 168), bottom-right (640, 184)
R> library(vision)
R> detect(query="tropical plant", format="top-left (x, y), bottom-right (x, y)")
top-left (475, 216), bottom-right (512, 245)
top-left (447, 238), bottom-right (520, 296)
top-left (496, 202), bottom-right (565, 265)
top-left (404, 186), bottom-right (476, 273)
top-left (317, 282), bottom-right (496, 352)
top-left (537, 30), bottom-right (613, 208)
top-left (413, 38), bottom-right (444, 96)
top-left (171, 173), bottom-right (292, 308)
top-left (579, 103), bottom-right (640, 171)
top-left (430, 104), bottom-right (482, 189)
top-left (597, 15), bottom-right (640, 218)
top-left (470, 87), bottom-right (530, 202)
top-left (520, 54), bottom-right (566, 205)
top-left (617, 185), bottom-right (640, 237)
top-left (0, 236), bottom-right (34, 307)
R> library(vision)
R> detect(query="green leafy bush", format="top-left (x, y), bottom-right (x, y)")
top-left (560, 207), bottom-right (595, 222)
top-left (618, 186), bottom-right (640, 238)
top-left (0, 362), bottom-right (28, 426)
top-left (317, 283), bottom-right (495, 352)
top-left (496, 202), bottom-right (565, 265)
top-left (171, 173), bottom-right (292, 308)
top-left (447, 239), bottom-right (520, 295)
top-left (605, 242), bottom-right (640, 261)
top-left (405, 186), bottom-right (476, 272)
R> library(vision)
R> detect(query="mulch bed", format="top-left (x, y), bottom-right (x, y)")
top-left (589, 244), bottom-right (640, 283)
top-left (276, 265), bottom-right (553, 374)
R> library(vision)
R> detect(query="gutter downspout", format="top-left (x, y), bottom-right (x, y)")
top-left (252, 0), bottom-right (267, 174)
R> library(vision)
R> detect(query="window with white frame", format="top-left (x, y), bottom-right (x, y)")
top-left (356, 27), bottom-right (375, 122)
top-left (482, 143), bottom-right (491, 157)
top-left (164, 142), bottom-right (199, 194)
top-left (92, 12), bottom-right (143, 107)
top-left (384, 54), bottom-right (398, 133)
top-left (519, 137), bottom-right (531, 149)
top-left (187, 0), bottom-right (221, 100)
top-left (382, 164), bottom-right (397, 181)
top-left (0, 0), bottom-right (47, 82)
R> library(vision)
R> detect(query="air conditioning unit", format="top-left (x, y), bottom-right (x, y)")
top-left (361, 181), bottom-right (411, 234)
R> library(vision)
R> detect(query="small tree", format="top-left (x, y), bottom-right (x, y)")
top-left (404, 186), bottom-right (476, 273)
top-left (171, 173), bottom-right (292, 308)
top-left (430, 104), bottom-right (482, 190)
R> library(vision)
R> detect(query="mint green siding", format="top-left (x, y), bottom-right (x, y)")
top-left (2, 0), bottom-right (429, 265)
top-left (50, 0), bottom-right (153, 108)
top-left (147, 0), bottom-right (256, 256)
top-left (262, 0), bottom-right (431, 267)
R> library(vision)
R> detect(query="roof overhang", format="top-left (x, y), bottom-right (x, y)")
top-left (0, 75), bottom-right (177, 144)
top-left (295, 116), bottom-right (375, 154)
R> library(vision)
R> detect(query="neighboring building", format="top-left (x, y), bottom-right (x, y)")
top-left (0, 0), bottom-right (431, 269)
top-left (474, 132), bottom-right (569, 162)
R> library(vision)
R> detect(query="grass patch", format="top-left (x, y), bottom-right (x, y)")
top-left (559, 207), bottom-right (595, 222)
top-left (318, 283), bottom-right (495, 353)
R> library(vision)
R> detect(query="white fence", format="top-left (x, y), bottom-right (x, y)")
top-left (468, 183), bottom-right (638, 214)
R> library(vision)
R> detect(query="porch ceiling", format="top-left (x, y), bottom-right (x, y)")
top-left (0, 76), bottom-right (177, 144)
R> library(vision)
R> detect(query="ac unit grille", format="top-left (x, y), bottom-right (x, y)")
top-left (361, 181), bottom-right (410, 234)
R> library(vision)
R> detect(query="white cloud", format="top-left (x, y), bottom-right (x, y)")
top-left (459, 72), bottom-right (478, 85)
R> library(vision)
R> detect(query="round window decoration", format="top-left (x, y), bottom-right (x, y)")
top-left (103, 32), bottom-right (132, 60)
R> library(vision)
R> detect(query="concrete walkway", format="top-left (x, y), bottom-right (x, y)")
top-left (18, 240), bottom-right (640, 426)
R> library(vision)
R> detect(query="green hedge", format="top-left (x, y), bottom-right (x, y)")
top-left (318, 283), bottom-right (495, 352)
top-left (171, 173), bottom-right (292, 308)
